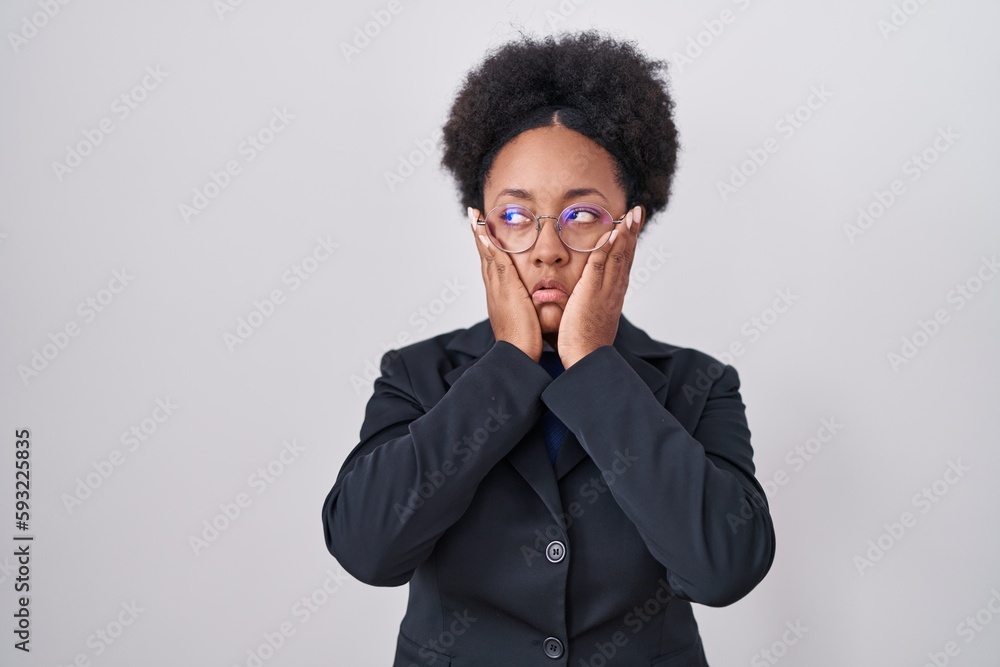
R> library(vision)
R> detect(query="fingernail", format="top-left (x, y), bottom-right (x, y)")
top-left (633, 205), bottom-right (642, 224)
top-left (609, 229), bottom-right (619, 245)
top-left (478, 234), bottom-right (489, 247)
top-left (467, 207), bottom-right (476, 226)
top-left (625, 210), bottom-right (633, 231)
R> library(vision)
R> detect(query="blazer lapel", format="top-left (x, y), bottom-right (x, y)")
top-left (442, 315), bottom-right (673, 523)
top-left (504, 423), bottom-right (566, 522)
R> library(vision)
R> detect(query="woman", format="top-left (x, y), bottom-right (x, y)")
top-left (322, 30), bottom-right (775, 666)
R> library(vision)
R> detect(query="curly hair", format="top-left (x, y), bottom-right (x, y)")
top-left (440, 29), bottom-right (680, 225)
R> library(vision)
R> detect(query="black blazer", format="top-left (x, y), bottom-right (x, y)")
top-left (322, 315), bottom-right (775, 666)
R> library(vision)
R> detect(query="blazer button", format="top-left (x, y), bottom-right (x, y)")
top-left (545, 540), bottom-right (565, 563)
top-left (542, 636), bottom-right (564, 658)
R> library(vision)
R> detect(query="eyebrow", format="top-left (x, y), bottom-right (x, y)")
top-left (493, 187), bottom-right (609, 206)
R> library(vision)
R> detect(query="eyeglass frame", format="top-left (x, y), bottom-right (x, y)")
top-left (474, 201), bottom-right (631, 253)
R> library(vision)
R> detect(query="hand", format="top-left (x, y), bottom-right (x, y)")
top-left (470, 207), bottom-right (543, 362)
top-left (558, 205), bottom-right (643, 368)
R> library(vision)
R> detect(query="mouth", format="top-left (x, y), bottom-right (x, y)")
top-left (531, 279), bottom-right (569, 303)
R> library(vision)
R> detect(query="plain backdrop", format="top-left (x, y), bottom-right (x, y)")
top-left (1, 1), bottom-right (999, 665)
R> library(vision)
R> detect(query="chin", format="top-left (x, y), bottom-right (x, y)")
top-left (537, 305), bottom-right (563, 335)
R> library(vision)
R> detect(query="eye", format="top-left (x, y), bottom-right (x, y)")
top-left (499, 207), bottom-right (532, 226)
top-left (563, 205), bottom-right (604, 225)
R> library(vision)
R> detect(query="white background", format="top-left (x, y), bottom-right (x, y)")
top-left (1, 1), bottom-right (999, 665)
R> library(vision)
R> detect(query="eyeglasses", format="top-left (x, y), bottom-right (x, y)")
top-left (475, 202), bottom-right (629, 253)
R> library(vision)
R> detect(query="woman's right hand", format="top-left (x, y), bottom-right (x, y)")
top-left (470, 207), bottom-right (543, 362)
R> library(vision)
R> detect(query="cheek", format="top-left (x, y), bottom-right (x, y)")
top-left (508, 256), bottom-right (531, 287)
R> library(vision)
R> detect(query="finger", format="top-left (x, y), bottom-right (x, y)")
top-left (469, 206), bottom-right (484, 247)
top-left (595, 210), bottom-right (638, 296)
top-left (604, 206), bottom-right (641, 295)
top-left (478, 234), bottom-right (498, 283)
top-left (608, 208), bottom-right (638, 286)
top-left (469, 207), bottom-right (488, 257)
top-left (578, 218), bottom-right (623, 291)
top-left (620, 205), bottom-right (643, 281)
top-left (476, 230), bottom-right (517, 290)
top-left (468, 208), bottom-right (524, 295)
top-left (626, 204), bottom-right (643, 237)
top-left (470, 208), bottom-right (497, 284)
top-left (486, 234), bottom-right (520, 288)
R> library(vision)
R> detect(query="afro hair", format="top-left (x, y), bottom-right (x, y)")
top-left (440, 29), bottom-right (680, 224)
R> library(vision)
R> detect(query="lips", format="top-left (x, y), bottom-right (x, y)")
top-left (531, 278), bottom-right (569, 303)
top-left (531, 278), bottom-right (569, 294)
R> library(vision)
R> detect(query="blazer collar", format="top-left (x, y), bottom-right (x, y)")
top-left (443, 314), bottom-right (673, 398)
top-left (441, 315), bottom-right (674, 517)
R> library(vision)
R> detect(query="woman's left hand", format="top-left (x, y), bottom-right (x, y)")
top-left (558, 205), bottom-right (643, 368)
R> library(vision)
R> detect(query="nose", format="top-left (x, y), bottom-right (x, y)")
top-left (531, 216), bottom-right (569, 265)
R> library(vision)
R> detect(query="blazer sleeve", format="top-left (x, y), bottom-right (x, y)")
top-left (322, 340), bottom-right (553, 587)
top-left (540, 346), bottom-right (775, 607)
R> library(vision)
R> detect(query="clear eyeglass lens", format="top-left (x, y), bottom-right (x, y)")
top-left (560, 204), bottom-right (613, 251)
top-left (485, 205), bottom-right (536, 252)
top-left (485, 203), bottom-right (614, 252)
